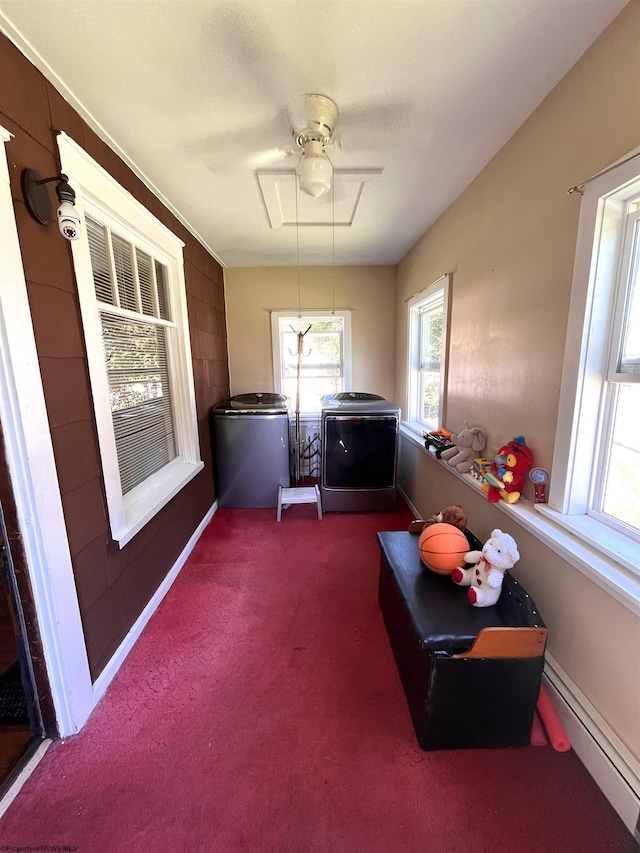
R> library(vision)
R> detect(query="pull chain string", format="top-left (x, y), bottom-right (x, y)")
top-left (326, 150), bottom-right (336, 315)
top-left (332, 161), bottom-right (336, 315)
top-left (295, 170), bottom-right (301, 318)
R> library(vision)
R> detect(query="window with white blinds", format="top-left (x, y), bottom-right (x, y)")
top-left (86, 217), bottom-right (177, 495)
top-left (59, 132), bottom-right (202, 547)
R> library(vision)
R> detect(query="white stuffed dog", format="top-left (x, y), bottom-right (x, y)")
top-left (451, 528), bottom-right (519, 607)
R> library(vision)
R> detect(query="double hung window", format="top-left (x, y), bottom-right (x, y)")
top-left (58, 133), bottom-right (202, 546)
top-left (593, 199), bottom-right (640, 535)
top-left (271, 310), bottom-right (351, 413)
top-left (86, 218), bottom-right (177, 495)
top-left (406, 274), bottom-right (450, 432)
top-left (549, 151), bottom-right (640, 578)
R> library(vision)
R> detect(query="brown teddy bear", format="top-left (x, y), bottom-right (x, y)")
top-left (408, 504), bottom-right (467, 534)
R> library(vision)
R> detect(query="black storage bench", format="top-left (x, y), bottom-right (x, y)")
top-left (377, 531), bottom-right (547, 750)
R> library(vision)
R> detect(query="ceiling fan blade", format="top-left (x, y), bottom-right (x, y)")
top-left (188, 106), bottom-right (295, 173)
top-left (336, 96), bottom-right (430, 150)
top-left (208, 3), bottom-right (308, 112)
top-left (246, 147), bottom-right (296, 169)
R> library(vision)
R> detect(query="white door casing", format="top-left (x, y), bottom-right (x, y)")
top-left (0, 126), bottom-right (93, 735)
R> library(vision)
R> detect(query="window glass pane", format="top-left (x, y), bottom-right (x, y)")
top-left (101, 312), bottom-right (176, 494)
top-left (619, 221), bottom-right (640, 375)
top-left (601, 383), bottom-right (640, 533)
top-left (86, 217), bottom-right (114, 304)
top-left (282, 330), bottom-right (341, 377)
top-left (112, 234), bottom-right (137, 312)
top-left (136, 249), bottom-right (155, 317)
top-left (419, 369), bottom-right (440, 426)
top-left (279, 317), bottom-right (345, 411)
top-left (155, 260), bottom-right (171, 320)
top-left (419, 304), bottom-right (443, 370)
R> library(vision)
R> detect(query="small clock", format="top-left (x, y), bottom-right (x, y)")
top-left (529, 467), bottom-right (549, 503)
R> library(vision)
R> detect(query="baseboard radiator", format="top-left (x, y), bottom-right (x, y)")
top-left (544, 654), bottom-right (640, 840)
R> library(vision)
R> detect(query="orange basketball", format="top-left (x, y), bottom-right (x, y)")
top-left (418, 523), bottom-right (469, 575)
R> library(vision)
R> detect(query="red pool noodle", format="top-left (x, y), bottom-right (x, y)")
top-left (537, 683), bottom-right (571, 751)
top-left (530, 710), bottom-right (547, 746)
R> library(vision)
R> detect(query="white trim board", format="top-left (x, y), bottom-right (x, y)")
top-left (543, 654), bottom-right (640, 840)
top-left (92, 500), bottom-right (218, 703)
top-left (0, 126), bottom-right (94, 735)
top-left (396, 484), bottom-right (420, 522)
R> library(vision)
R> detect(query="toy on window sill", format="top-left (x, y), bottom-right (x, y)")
top-left (482, 436), bottom-right (533, 504)
top-left (451, 528), bottom-right (520, 607)
top-left (440, 421), bottom-right (486, 473)
top-left (470, 458), bottom-right (492, 481)
top-left (529, 467), bottom-right (550, 503)
top-left (424, 428), bottom-right (454, 457)
top-left (408, 504), bottom-right (467, 534)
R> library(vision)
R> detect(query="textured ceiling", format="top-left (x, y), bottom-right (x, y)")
top-left (0, 0), bottom-right (629, 266)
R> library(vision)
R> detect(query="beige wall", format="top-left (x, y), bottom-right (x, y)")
top-left (395, 1), bottom-right (640, 760)
top-left (225, 265), bottom-right (396, 400)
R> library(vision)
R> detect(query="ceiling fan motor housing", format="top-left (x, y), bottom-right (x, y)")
top-left (294, 94), bottom-right (338, 147)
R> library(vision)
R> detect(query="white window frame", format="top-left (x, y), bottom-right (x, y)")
top-left (58, 133), bottom-right (203, 547)
top-left (543, 150), bottom-right (640, 582)
top-left (406, 274), bottom-right (450, 433)
top-left (270, 310), bottom-right (352, 413)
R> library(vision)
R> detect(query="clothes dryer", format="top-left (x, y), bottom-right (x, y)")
top-left (320, 392), bottom-right (399, 512)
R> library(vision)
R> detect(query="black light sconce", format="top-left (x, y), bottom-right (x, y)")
top-left (21, 169), bottom-right (82, 241)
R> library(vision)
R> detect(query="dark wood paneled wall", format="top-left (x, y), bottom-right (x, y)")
top-left (0, 33), bottom-right (230, 679)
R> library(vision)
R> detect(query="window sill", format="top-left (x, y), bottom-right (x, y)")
top-left (115, 457), bottom-right (204, 548)
top-left (399, 423), bottom-right (640, 616)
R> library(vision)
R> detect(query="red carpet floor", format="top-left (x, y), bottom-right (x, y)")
top-left (0, 504), bottom-right (635, 852)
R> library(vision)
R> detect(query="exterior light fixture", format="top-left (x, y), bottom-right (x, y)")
top-left (21, 169), bottom-right (82, 241)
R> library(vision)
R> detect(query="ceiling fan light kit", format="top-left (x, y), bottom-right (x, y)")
top-left (296, 139), bottom-right (333, 198)
top-left (294, 94), bottom-right (339, 198)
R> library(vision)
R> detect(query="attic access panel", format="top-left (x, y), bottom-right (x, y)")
top-left (257, 169), bottom-right (382, 229)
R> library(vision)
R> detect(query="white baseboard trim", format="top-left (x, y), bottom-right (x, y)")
top-left (397, 484), bottom-right (420, 520)
top-left (92, 500), bottom-right (218, 704)
top-left (0, 738), bottom-right (51, 822)
top-left (544, 653), bottom-right (640, 840)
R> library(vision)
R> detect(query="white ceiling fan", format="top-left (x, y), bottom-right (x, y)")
top-left (290, 93), bottom-right (340, 198)
top-left (193, 7), bottom-right (423, 198)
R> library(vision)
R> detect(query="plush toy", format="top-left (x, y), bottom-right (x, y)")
top-left (408, 505), bottom-right (467, 534)
top-left (451, 528), bottom-right (520, 607)
top-left (440, 421), bottom-right (486, 473)
top-left (482, 435), bottom-right (533, 504)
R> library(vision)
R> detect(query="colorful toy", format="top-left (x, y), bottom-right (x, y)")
top-left (451, 528), bottom-right (520, 606)
top-left (529, 467), bottom-right (550, 503)
top-left (418, 523), bottom-right (470, 575)
top-left (482, 436), bottom-right (533, 504)
top-left (536, 684), bottom-right (571, 751)
top-left (424, 427), bottom-right (454, 457)
top-left (440, 421), bottom-right (486, 473)
top-left (470, 457), bottom-right (492, 481)
top-left (408, 504), bottom-right (467, 534)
